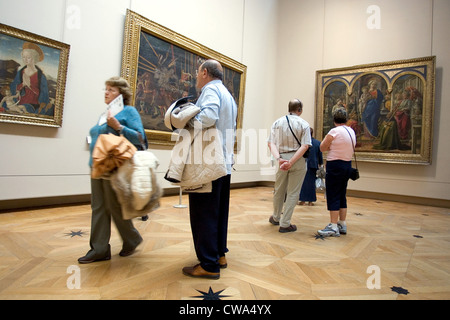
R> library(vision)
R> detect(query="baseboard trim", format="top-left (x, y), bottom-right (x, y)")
top-left (1, 181), bottom-right (449, 211)
top-left (0, 194), bottom-right (92, 212)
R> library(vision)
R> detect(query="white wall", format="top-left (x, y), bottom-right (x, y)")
top-left (0, 0), bottom-right (277, 202)
top-left (0, 0), bottom-right (449, 205)
top-left (275, 0), bottom-right (450, 202)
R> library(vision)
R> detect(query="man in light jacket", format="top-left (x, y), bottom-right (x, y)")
top-left (182, 60), bottom-right (237, 280)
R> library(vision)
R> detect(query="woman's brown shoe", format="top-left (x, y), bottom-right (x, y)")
top-left (182, 264), bottom-right (220, 280)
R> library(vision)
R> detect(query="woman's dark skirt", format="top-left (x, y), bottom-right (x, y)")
top-left (299, 168), bottom-right (318, 202)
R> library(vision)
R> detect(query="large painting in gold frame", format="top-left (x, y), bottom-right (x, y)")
top-left (315, 56), bottom-right (435, 165)
top-left (121, 10), bottom-right (246, 146)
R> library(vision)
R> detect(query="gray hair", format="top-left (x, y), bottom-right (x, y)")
top-left (288, 99), bottom-right (303, 113)
top-left (105, 76), bottom-right (133, 105)
top-left (200, 60), bottom-right (223, 81)
top-left (333, 107), bottom-right (347, 124)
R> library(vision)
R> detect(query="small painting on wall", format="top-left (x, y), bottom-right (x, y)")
top-left (0, 23), bottom-right (70, 127)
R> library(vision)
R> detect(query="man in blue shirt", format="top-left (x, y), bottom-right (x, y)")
top-left (182, 60), bottom-right (237, 279)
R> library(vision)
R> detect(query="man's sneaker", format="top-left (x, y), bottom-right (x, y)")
top-left (317, 223), bottom-right (340, 237)
top-left (337, 222), bottom-right (347, 235)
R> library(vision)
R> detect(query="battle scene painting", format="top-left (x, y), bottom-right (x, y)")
top-left (121, 10), bottom-right (246, 146)
top-left (135, 30), bottom-right (242, 133)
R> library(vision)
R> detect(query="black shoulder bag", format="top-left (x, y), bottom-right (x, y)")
top-left (343, 126), bottom-right (359, 181)
top-left (285, 115), bottom-right (309, 158)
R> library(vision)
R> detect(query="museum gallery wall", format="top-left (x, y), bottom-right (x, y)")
top-left (0, 0), bottom-right (449, 207)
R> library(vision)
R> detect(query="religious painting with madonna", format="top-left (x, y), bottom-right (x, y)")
top-left (0, 23), bottom-right (70, 127)
top-left (315, 56), bottom-right (435, 165)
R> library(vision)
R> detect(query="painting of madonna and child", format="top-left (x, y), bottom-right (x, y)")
top-left (316, 57), bottom-right (435, 164)
top-left (0, 23), bottom-right (69, 127)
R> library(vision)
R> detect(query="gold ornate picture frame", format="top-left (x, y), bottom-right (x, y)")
top-left (0, 23), bottom-right (70, 127)
top-left (121, 10), bottom-right (247, 146)
top-left (315, 56), bottom-right (435, 165)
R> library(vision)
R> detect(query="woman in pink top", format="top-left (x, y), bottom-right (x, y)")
top-left (317, 108), bottom-right (356, 237)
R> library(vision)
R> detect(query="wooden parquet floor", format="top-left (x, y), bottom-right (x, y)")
top-left (0, 186), bottom-right (449, 300)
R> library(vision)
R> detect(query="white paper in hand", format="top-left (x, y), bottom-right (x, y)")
top-left (98, 94), bottom-right (124, 125)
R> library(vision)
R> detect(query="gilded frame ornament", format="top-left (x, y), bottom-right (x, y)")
top-left (0, 23), bottom-right (70, 127)
top-left (315, 56), bottom-right (435, 165)
top-left (121, 10), bottom-right (247, 146)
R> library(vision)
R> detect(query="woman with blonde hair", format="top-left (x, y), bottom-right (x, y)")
top-left (10, 42), bottom-right (50, 113)
top-left (78, 77), bottom-right (148, 264)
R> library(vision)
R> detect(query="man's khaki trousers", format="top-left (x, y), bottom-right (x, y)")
top-left (272, 152), bottom-right (307, 228)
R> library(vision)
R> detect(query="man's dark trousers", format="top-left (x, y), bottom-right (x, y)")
top-left (188, 174), bottom-right (231, 273)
